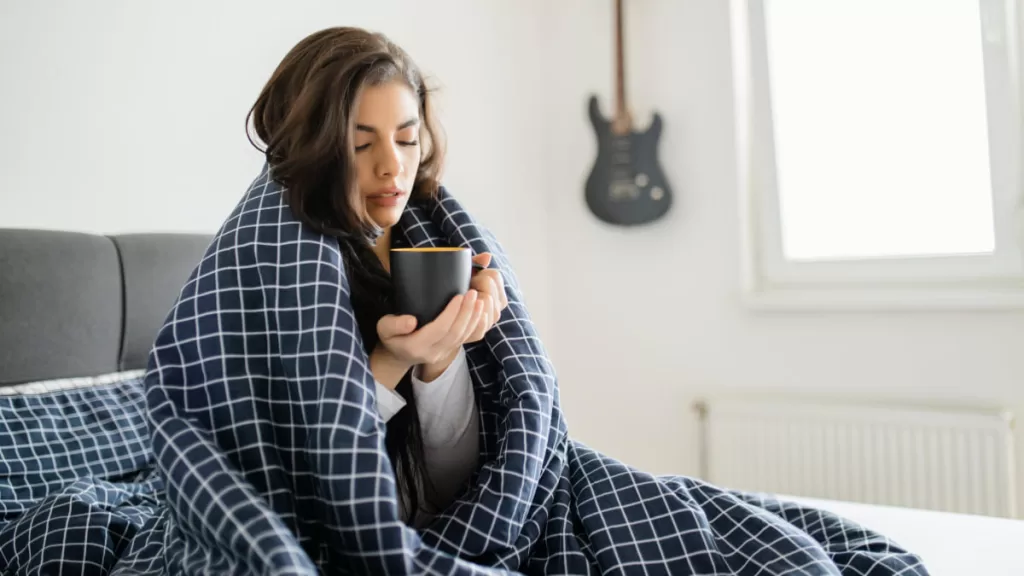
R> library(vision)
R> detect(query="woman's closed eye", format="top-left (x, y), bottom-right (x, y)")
top-left (354, 139), bottom-right (418, 152)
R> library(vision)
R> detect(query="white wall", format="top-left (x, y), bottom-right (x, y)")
top-left (542, 0), bottom-right (1024, 487)
top-left (0, 0), bottom-right (555, 344)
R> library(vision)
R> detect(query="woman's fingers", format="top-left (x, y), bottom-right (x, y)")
top-left (479, 293), bottom-right (494, 328)
top-left (470, 252), bottom-right (507, 312)
top-left (409, 294), bottom-right (463, 348)
top-left (472, 269), bottom-right (504, 323)
top-left (461, 299), bottom-right (486, 343)
top-left (482, 268), bottom-right (507, 310)
top-left (485, 275), bottom-right (502, 321)
top-left (493, 273), bottom-right (508, 309)
top-left (471, 252), bottom-right (492, 269)
top-left (377, 314), bottom-right (417, 340)
top-left (448, 290), bottom-right (480, 343)
top-left (464, 308), bottom-right (487, 343)
top-left (430, 290), bottom-right (479, 355)
top-left (468, 294), bottom-right (493, 342)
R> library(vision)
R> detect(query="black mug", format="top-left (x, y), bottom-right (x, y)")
top-left (390, 247), bottom-right (473, 327)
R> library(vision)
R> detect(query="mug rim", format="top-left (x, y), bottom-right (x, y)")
top-left (390, 247), bottom-right (468, 253)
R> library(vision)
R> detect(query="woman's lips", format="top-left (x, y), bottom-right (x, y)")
top-left (367, 189), bottom-right (405, 207)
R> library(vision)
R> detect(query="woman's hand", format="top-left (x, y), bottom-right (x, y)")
top-left (376, 289), bottom-right (485, 370)
top-left (373, 252), bottom-right (508, 385)
top-left (465, 252), bottom-right (508, 343)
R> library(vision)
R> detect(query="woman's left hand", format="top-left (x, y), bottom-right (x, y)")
top-left (465, 252), bottom-right (508, 343)
top-left (417, 252), bottom-right (509, 381)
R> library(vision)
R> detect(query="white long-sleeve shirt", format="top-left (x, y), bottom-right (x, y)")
top-left (375, 347), bottom-right (479, 527)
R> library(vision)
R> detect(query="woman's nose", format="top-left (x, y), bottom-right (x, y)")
top-left (375, 143), bottom-right (402, 179)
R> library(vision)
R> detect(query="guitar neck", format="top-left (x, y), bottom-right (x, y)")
top-left (613, 0), bottom-right (630, 130)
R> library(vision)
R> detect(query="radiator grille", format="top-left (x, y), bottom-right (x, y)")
top-left (694, 398), bottom-right (1016, 518)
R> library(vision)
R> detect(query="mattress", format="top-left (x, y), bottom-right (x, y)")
top-left (783, 495), bottom-right (1024, 576)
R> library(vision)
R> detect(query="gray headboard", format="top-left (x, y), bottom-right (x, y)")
top-left (0, 229), bottom-right (212, 385)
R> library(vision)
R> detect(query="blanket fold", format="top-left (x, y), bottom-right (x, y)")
top-left (129, 164), bottom-right (926, 574)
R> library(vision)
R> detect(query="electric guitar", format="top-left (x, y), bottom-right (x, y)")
top-left (584, 0), bottom-right (673, 226)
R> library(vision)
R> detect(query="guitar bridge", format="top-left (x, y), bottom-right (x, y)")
top-left (609, 181), bottom-right (640, 201)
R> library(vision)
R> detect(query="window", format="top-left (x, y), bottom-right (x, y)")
top-left (732, 0), bottom-right (1024, 309)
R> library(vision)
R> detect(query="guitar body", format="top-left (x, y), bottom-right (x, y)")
top-left (584, 95), bottom-right (673, 226)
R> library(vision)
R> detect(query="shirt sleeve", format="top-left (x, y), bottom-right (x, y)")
top-left (375, 381), bottom-right (407, 423)
top-left (410, 347), bottom-right (477, 449)
top-left (409, 347), bottom-right (480, 525)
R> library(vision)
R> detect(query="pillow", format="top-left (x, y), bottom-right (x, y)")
top-left (0, 370), bottom-right (152, 521)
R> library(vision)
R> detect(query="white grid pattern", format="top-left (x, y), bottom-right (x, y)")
top-left (1, 164), bottom-right (930, 575)
top-left (0, 371), bottom-right (163, 574)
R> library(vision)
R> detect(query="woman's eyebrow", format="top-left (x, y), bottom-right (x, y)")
top-left (355, 117), bottom-right (420, 134)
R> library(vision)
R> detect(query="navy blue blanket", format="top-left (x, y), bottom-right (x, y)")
top-left (0, 164), bottom-right (929, 575)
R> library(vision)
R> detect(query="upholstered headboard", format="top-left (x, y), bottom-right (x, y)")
top-left (0, 229), bottom-right (212, 385)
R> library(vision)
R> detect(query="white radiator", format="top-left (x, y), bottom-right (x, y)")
top-left (693, 397), bottom-right (1017, 518)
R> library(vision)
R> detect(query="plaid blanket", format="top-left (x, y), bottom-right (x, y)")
top-left (0, 163), bottom-right (929, 575)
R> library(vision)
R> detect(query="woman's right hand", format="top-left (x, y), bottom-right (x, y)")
top-left (376, 290), bottom-right (485, 367)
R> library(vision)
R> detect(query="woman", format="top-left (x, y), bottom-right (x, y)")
top-left (245, 26), bottom-right (509, 527)
top-left (140, 26), bottom-right (928, 575)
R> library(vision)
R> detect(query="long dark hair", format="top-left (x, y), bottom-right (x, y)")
top-left (245, 26), bottom-right (446, 520)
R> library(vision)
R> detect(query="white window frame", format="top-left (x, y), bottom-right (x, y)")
top-left (732, 0), bottom-right (1024, 311)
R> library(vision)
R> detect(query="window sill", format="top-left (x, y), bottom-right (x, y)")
top-left (741, 282), bottom-right (1024, 312)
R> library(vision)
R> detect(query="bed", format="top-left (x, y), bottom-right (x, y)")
top-left (783, 496), bottom-right (1024, 576)
top-left (1, 227), bottom-right (1022, 574)
top-left (0, 229), bottom-right (212, 573)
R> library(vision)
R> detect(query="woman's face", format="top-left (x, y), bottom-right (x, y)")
top-left (352, 80), bottom-right (421, 230)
